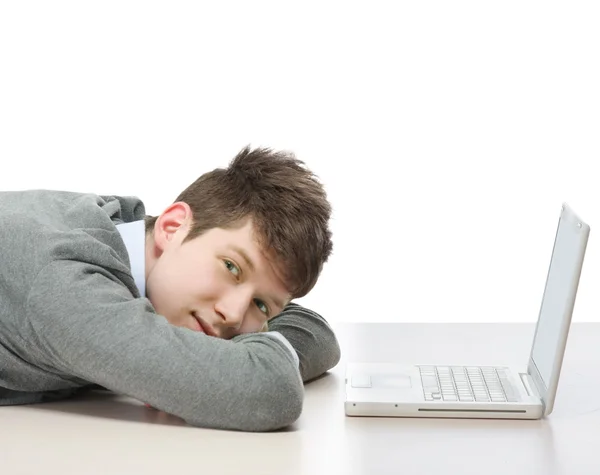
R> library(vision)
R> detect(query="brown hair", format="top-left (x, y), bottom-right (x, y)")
top-left (145, 146), bottom-right (333, 298)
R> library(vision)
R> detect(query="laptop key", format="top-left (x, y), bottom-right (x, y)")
top-left (421, 376), bottom-right (439, 387)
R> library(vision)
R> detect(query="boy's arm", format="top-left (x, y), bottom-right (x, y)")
top-left (27, 260), bottom-right (303, 432)
top-left (265, 302), bottom-right (341, 382)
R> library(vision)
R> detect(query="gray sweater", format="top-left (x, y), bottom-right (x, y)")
top-left (0, 190), bottom-right (340, 431)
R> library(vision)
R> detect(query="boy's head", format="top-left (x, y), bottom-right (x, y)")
top-left (144, 146), bottom-right (333, 337)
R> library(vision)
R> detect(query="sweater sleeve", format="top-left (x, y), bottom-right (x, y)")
top-left (266, 302), bottom-right (341, 382)
top-left (26, 259), bottom-right (304, 432)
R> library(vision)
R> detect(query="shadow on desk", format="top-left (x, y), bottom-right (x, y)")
top-left (23, 373), bottom-right (336, 431)
top-left (24, 389), bottom-right (193, 427)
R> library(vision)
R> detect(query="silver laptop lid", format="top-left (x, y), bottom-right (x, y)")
top-left (527, 203), bottom-right (590, 415)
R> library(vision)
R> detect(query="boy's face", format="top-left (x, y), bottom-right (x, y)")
top-left (145, 203), bottom-right (290, 338)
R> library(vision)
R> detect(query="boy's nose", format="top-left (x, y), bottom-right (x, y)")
top-left (215, 288), bottom-right (253, 329)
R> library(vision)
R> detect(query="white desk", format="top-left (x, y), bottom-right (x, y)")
top-left (2, 323), bottom-right (600, 475)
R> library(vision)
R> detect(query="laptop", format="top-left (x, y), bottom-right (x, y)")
top-left (345, 203), bottom-right (590, 419)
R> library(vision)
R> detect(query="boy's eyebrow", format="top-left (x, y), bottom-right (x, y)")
top-left (230, 245), bottom-right (287, 311)
top-left (231, 245), bottom-right (255, 272)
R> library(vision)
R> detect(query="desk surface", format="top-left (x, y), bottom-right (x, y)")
top-left (2, 322), bottom-right (600, 475)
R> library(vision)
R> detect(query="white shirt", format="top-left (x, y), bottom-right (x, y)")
top-left (115, 220), bottom-right (146, 297)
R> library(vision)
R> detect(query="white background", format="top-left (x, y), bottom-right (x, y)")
top-left (1, 1), bottom-right (598, 323)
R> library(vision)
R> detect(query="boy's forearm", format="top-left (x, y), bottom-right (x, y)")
top-left (267, 303), bottom-right (341, 382)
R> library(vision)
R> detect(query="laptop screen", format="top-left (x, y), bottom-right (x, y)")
top-left (529, 205), bottom-right (589, 398)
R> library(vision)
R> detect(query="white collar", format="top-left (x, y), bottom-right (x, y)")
top-left (115, 220), bottom-right (146, 298)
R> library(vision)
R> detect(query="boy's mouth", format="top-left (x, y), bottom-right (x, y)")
top-left (192, 312), bottom-right (218, 337)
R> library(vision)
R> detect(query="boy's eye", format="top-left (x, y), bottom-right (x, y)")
top-left (223, 259), bottom-right (269, 317)
top-left (224, 260), bottom-right (240, 277)
top-left (254, 298), bottom-right (269, 317)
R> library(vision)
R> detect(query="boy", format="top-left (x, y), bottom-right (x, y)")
top-left (0, 146), bottom-right (340, 431)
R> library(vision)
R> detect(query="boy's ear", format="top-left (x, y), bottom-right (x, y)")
top-left (153, 202), bottom-right (193, 251)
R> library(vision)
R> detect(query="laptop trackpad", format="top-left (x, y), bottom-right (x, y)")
top-left (372, 374), bottom-right (413, 389)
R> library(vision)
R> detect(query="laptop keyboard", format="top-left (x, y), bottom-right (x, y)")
top-left (419, 366), bottom-right (519, 402)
